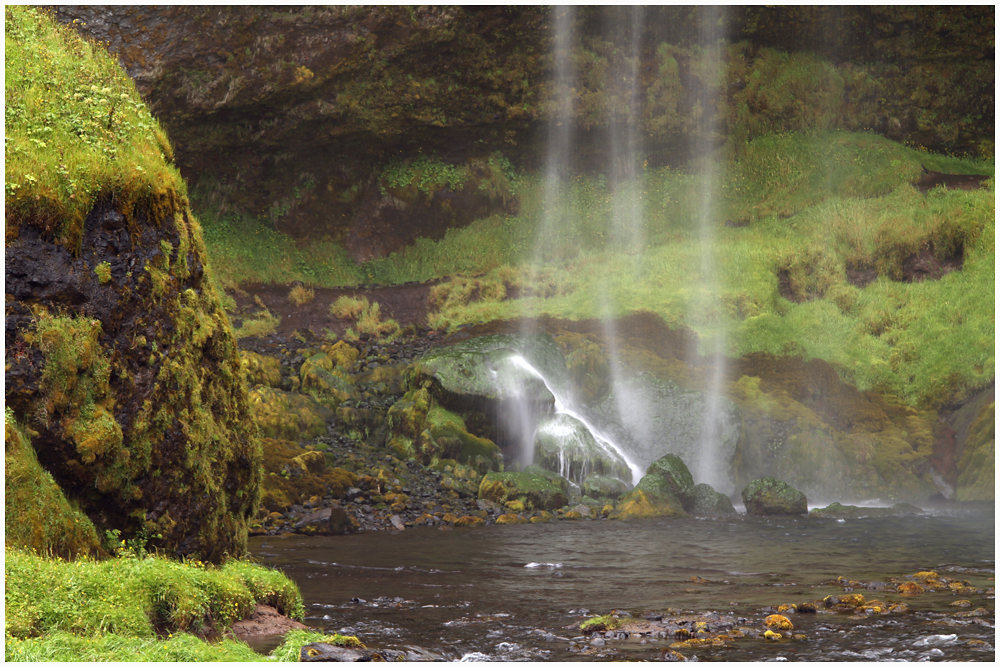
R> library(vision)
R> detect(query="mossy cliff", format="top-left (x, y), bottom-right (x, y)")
top-left (53, 6), bottom-right (993, 260)
top-left (5, 7), bottom-right (261, 562)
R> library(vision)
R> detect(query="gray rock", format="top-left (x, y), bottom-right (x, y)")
top-left (533, 413), bottom-right (632, 486)
top-left (742, 477), bottom-right (808, 516)
top-left (591, 373), bottom-right (742, 494)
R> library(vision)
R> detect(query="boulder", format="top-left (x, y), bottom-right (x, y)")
top-left (610, 455), bottom-right (695, 520)
top-left (479, 467), bottom-right (569, 511)
top-left (809, 502), bottom-right (923, 519)
top-left (418, 333), bottom-right (569, 409)
top-left (417, 333), bottom-right (571, 465)
top-left (533, 414), bottom-right (632, 486)
top-left (741, 477), bottom-right (808, 516)
top-left (248, 387), bottom-right (333, 440)
top-left (690, 483), bottom-right (737, 515)
top-left (591, 374), bottom-right (742, 495)
top-left (241, 351), bottom-right (283, 388)
top-left (582, 475), bottom-right (630, 500)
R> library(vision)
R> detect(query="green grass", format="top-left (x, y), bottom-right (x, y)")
top-left (4, 547), bottom-right (304, 640)
top-left (4, 6), bottom-right (184, 250)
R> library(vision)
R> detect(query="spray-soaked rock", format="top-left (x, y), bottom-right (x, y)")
top-left (691, 483), bottom-right (737, 514)
top-left (591, 373), bottom-right (742, 495)
top-left (741, 477), bottom-right (808, 516)
top-left (582, 475), bottom-right (630, 500)
top-left (534, 414), bottom-right (632, 486)
top-left (610, 456), bottom-right (694, 520)
top-left (479, 467), bottom-right (569, 511)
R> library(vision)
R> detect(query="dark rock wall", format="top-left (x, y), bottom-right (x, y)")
top-left (52, 6), bottom-right (994, 259)
top-left (5, 197), bottom-right (262, 562)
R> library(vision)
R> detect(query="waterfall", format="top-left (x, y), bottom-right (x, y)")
top-left (509, 354), bottom-right (644, 486)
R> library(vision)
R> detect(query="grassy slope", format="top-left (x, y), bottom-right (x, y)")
top-left (200, 131), bottom-right (994, 409)
top-left (3, 547), bottom-right (351, 662)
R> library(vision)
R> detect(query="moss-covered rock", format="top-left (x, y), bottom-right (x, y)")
top-left (955, 400), bottom-right (994, 502)
top-left (582, 475), bottom-right (630, 500)
top-left (533, 414), bottom-right (632, 486)
top-left (644, 454), bottom-right (697, 509)
top-left (249, 387), bottom-right (333, 441)
top-left (4, 411), bottom-right (102, 558)
top-left (260, 438), bottom-right (357, 512)
top-left (300, 353), bottom-right (357, 408)
top-left (610, 456), bottom-right (693, 520)
top-left (591, 374), bottom-right (742, 495)
top-left (417, 333), bottom-right (569, 409)
top-left (241, 351), bottom-right (283, 388)
top-left (742, 477), bottom-right (808, 516)
top-left (479, 467), bottom-right (569, 511)
top-left (420, 408), bottom-right (503, 476)
top-left (5, 7), bottom-right (261, 562)
top-left (690, 483), bottom-right (737, 515)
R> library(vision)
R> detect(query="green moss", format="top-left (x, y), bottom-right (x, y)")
top-left (479, 468), bottom-right (569, 510)
top-left (955, 401), bottom-right (995, 501)
top-left (4, 6), bottom-right (187, 250)
top-left (580, 614), bottom-right (626, 634)
top-left (4, 547), bottom-right (303, 640)
top-left (249, 388), bottom-right (333, 440)
top-left (4, 410), bottom-right (101, 558)
top-left (741, 477), bottom-right (808, 516)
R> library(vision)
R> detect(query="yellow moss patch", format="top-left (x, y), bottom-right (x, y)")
top-left (764, 614), bottom-right (793, 631)
top-left (897, 581), bottom-right (924, 595)
top-left (495, 513), bottom-right (527, 525)
top-left (453, 516), bottom-right (485, 527)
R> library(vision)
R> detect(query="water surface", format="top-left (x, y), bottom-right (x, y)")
top-left (252, 511), bottom-right (994, 661)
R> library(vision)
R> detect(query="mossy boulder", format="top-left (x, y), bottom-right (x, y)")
top-left (741, 478), bottom-right (808, 516)
top-left (591, 374), bottom-right (742, 495)
top-left (241, 351), bottom-right (283, 388)
top-left (418, 333), bottom-right (569, 409)
top-left (4, 8), bottom-right (261, 562)
top-left (690, 483), bottom-right (737, 515)
top-left (479, 467), bottom-right (569, 511)
top-left (644, 454), bottom-right (696, 509)
top-left (533, 414), bottom-right (632, 486)
top-left (582, 475), bottom-right (630, 500)
top-left (300, 354), bottom-right (357, 408)
top-left (420, 407), bottom-right (503, 476)
top-left (260, 438), bottom-right (357, 512)
top-left (809, 502), bottom-right (923, 519)
top-left (249, 387), bottom-right (333, 440)
top-left (4, 411), bottom-right (102, 558)
top-left (610, 455), bottom-right (695, 520)
top-left (955, 400), bottom-right (994, 502)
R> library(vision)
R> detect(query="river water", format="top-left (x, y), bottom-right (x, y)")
top-left (251, 510), bottom-right (994, 661)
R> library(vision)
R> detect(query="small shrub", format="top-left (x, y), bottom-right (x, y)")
top-left (287, 285), bottom-right (315, 307)
top-left (94, 261), bottom-right (112, 284)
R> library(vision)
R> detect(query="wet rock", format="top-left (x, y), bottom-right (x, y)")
top-left (690, 482), bottom-right (737, 514)
top-left (300, 643), bottom-right (381, 662)
top-left (809, 501), bottom-right (923, 519)
top-left (534, 413), bottom-right (632, 485)
top-left (554, 333), bottom-right (611, 405)
top-left (741, 477), bottom-right (807, 516)
top-left (479, 467), bottom-right (569, 511)
top-left (611, 454), bottom-right (694, 520)
top-left (591, 374), bottom-right (742, 494)
top-left (582, 475), bottom-right (630, 500)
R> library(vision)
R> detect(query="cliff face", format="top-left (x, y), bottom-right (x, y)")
top-left (5, 7), bottom-right (261, 562)
top-left (54, 6), bottom-right (994, 261)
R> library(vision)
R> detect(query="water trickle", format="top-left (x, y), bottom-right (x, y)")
top-left (510, 354), bottom-right (643, 486)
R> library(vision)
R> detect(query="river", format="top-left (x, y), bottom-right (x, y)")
top-left (251, 509), bottom-right (994, 661)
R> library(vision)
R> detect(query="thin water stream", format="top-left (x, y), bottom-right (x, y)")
top-left (252, 510), bottom-right (994, 661)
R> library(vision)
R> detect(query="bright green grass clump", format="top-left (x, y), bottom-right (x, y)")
top-left (4, 629), bottom-right (354, 662)
top-left (4, 6), bottom-right (184, 250)
top-left (4, 547), bottom-right (304, 640)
